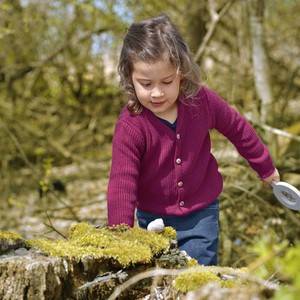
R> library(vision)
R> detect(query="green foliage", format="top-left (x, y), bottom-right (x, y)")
top-left (7, 197), bottom-right (23, 208)
top-left (273, 244), bottom-right (300, 300)
top-left (248, 228), bottom-right (289, 278)
top-left (38, 156), bottom-right (55, 195)
top-left (0, 0), bottom-right (124, 172)
top-left (1, 0), bottom-right (298, 168)
top-left (27, 223), bottom-right (174, 267)
top-left (247, 228), bottom-right (300, 300)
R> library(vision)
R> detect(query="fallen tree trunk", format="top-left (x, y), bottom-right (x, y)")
top-left (1, 252), bottom-right (69, 300)
top-left (0, 224), bottom-right (278, 300)
top-left (0, 224), bottom-right (187, 300)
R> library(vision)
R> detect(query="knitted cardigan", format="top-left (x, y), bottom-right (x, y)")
top-left (107, 86), bottom-right (275, 227)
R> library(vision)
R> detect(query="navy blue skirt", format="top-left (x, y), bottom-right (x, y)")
top-left (136, 199), bottom-right (219, 266)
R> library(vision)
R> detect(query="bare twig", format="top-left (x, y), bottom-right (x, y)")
top-left (107, 268), bottom-right (183, 300)
top-left (16, 119), bottom-right (84, 162)
top-left (194, 0), bottom-right (235, 62)
top-left (43, 211), bottom-right (67, 239)
top-left (284, 208), bottom-right (300, 228)
top-left (48, 191), bottom-right (81, 222)
top-left (246, 117), bottom-right (300, 142)
top-left (33, 199), bottom-right (101, 213)
top-left (0, 120), bottom-right (33, 167)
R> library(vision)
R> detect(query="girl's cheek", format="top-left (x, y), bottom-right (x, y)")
top-left (137, 89), bottom-right (148, 99)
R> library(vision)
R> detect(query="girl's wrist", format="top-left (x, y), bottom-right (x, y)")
top-left (262, 168), bottom-right (280, 186)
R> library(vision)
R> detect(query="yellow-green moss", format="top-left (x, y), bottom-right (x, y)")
top-left (27, 223), bottom-right (174, 267)
top-left (174, 266), bottom-right (248, 292)
top-left (161, 226), bottom-right (177, 240)
top-left (0, 230), bottom-right (24, 241)
top-left (187, 258), bottom-right (198, 268)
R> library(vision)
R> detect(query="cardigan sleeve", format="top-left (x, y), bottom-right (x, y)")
top-left (204, 87), bottom-right (275, 179)
top-left (107, 117), bottom-right (145, 227)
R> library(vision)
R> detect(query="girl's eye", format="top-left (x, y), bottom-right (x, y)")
top-left (141, 83), bottom-right (151, 87)
top-left (163, 81), bottom-right (172, 85)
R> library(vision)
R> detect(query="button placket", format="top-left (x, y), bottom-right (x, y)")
top-left (175, 131), bottom-right (184, 209)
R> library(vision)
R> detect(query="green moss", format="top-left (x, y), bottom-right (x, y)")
top-left (187, 258), bottom-right (198, 268)
top-left (174, 266), bottom-right (248, 292)
top-left (27, 223), bottom-right (174, 267)
top-left (161, 226), bottom-right (177, 240)
top-left (0, 230), bottom-right (24, 241)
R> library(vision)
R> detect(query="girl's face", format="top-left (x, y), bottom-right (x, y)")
top-left (131, 56), bottom-right (181, 122)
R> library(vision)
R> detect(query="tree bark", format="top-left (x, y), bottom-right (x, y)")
top-left (0, 235), bottom-right (278, 300)
top-left (0, 252), bottom-right (69, 300)
top-left (0, 228), bottom-right (186, 300)
top-left (246, 0), bottom-right (274, 125)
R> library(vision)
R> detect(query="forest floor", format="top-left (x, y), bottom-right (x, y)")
top-left (0, 154), bottom-right (111, 240)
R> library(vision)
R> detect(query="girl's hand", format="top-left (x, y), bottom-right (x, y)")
top-left (262, 168), bottom-right (280, 186)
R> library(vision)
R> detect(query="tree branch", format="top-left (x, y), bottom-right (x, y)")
top-left (1, 27), bottom-right (109, 81)
top-left (194, 0), bottom-right (235, 62)
top-left (246, 117), bottom-right (300, 142)
top-left (0, 120), bottom-right (33, 167)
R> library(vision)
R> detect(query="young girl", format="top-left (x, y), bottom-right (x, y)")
top-left (107, 13), bottom-right (280, 265)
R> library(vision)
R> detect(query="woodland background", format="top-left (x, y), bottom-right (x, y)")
top-left (0, 0), bottom-right (299, 290)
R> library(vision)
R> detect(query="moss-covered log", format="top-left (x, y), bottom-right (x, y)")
top-left (0, 253), bottom-right (69, 300)
top-left (0, 223), bottom-right (189, 300)
top-left (0, 223), bottom-right (278, 300)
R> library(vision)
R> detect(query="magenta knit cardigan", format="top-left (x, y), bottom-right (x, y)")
top-left (107, 86), bottom-right (275, 226)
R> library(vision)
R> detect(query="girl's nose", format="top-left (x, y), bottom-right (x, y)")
top-left (151, 87), bottom-right (164, 98)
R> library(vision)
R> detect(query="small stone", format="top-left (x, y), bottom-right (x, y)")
top-left (147, 218), bottom-right (165, 233)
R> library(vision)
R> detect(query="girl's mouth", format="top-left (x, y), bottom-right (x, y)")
top-left (151, 101), bottom-right (165, 107)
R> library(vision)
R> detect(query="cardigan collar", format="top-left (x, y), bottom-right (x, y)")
top-left (141, 100), bottom-right (184, 136)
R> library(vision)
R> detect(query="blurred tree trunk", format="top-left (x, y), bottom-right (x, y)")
top-left (246, 0), bottom-right (274, 125)
top-left (247, 0), bottom-right (278, 159)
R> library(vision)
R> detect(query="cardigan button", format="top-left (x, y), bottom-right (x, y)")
top-left (178, 181), bottom-right (183, 187)
top-left (179, 201), bottom-right (185, 207)
top-left (176, 158), bottom-right (182, 164)
top-left (176, 133), bottom-right (180, 139)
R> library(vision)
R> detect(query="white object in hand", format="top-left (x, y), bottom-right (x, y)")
top-left (147, 218), bottom-right (165, 233)
top-left (271, 181), bottom-right (300, 210)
